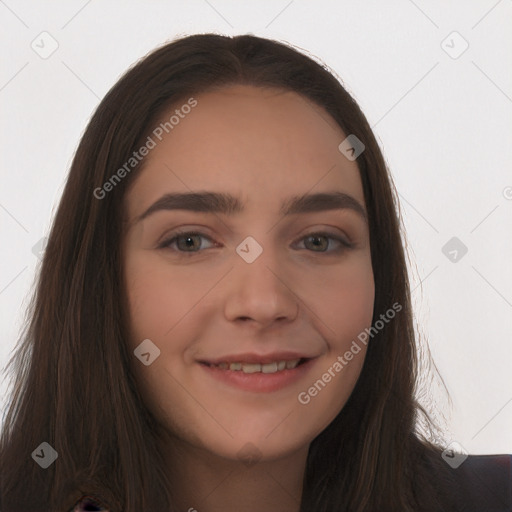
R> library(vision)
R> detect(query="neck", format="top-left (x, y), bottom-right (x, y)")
top-left (164, 436), bottom-right (308, 512)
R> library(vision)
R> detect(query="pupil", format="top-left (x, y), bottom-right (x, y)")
top-left (179, 235), bottom-right (199, 251)
top-left (309, 235), bottom-right (326, 250)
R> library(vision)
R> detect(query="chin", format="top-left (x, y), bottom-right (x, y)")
top-left (209, 431), bottom-right (309, 464)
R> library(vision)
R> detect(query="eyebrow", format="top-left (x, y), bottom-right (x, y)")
top-left (134, 191), bottom-right (367, 224)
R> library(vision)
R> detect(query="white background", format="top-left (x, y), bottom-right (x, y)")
top-left (1, 0), bottom-right (511, 455)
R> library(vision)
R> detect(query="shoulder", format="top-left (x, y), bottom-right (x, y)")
top-left (435, 453), bottom-right (512, 511)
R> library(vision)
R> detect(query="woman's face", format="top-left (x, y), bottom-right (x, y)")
top-left (122, 84), bottom-right (374, 462)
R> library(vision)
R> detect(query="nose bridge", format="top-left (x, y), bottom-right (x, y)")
top-left (225, 233), bottom-right (299, 325)
top-left (236, 234), bottom-right (283, 299)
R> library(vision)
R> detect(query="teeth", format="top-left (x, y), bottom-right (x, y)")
top-left (211, 359), bottom-right (302, 373)
top-left (262, 362), bottom-right (278, 374)
top-left (242, 363), bottom-right (261, 374)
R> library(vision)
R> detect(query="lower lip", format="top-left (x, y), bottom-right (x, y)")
top-left (198, 359), bottom-right (316, 393)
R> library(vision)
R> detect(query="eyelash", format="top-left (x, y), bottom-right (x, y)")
top-left (157, 229), bottom-right (353, 255)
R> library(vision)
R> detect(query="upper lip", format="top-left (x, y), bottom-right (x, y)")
top-left (199, 352), bottom-right (316, 365)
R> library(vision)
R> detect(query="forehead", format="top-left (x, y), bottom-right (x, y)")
top-left (125, 84), bottom-right (364, 215)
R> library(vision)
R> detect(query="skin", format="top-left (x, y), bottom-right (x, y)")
top-left (122, 84), bottom-right (375, 512)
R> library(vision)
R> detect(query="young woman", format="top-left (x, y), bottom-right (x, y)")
top-left (1, 33), bottom-right (510, 512)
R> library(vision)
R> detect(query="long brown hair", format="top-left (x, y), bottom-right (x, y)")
top-left (1, 33), bottom-right (455, 511)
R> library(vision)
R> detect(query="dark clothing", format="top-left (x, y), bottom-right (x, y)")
top-left (70, 454), bottom-right (512, 511)
top-left (442, 454), bottom-right (512, 511)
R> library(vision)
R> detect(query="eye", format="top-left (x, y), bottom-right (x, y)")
top-left (294, 231), bottom-right (352, 253)
top-left (158, 231), bottom-right (217, 253)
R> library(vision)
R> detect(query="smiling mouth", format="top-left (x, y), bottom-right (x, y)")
top-left (199, 356), bottom-right (316, 393)
top-left (200, 358), bottom-right (310, 374)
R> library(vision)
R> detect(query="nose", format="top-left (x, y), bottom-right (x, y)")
top-left (223, 244), bottom-right (299, 329)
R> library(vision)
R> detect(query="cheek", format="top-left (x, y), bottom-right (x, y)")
top-left (331, 269), bottom-right (375, 343)
top-left (125, 265), bottom-right (171, 342)
top-left (293, 255), bottom-right (374, 410)
top-left (123, 254), bottom-right (201, 429)
top-left (300, 254), bottom-right (375, 345)
top-left (124, 252), bottom-right (200, 343)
